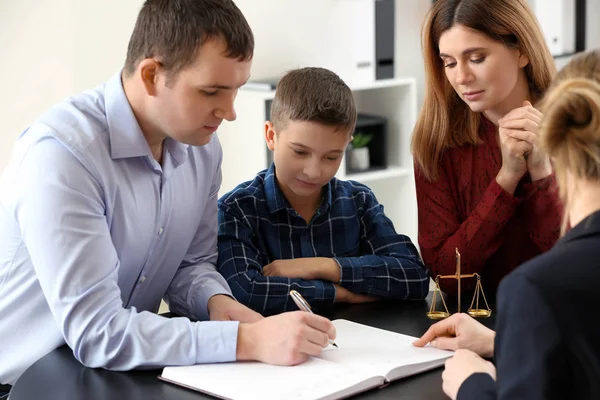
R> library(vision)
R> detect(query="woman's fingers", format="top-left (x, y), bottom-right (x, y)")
top-left (502, 128), bottom-right (537, 144)
top-left (498, 118), bottom-right (540, 135)
top-left (500, 106), bottom-right (542, 125)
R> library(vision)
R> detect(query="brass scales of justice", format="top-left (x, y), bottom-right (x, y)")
top-left (427, 248), bottom-right (492, 320)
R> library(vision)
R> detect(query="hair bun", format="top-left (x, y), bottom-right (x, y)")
top-left (541, 77), bottom-right (600, 150)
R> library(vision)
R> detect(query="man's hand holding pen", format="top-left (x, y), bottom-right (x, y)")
top-left (290, 290), bottom-right (338, 347)
top-left (236, 311), bottom-right (336, 366)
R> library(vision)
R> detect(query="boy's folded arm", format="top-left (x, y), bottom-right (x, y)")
top-left (334, 249), bottom-right (429, 300)
top-left (217, 207), bottom-right (336, 315)
top-left (333, 196), bottom-right (429, 300)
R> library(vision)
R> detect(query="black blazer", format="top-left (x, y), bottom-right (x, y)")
top-left (458, 210), bottom-right (600, 400)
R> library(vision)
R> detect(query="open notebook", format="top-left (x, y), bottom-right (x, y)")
top-left (160, 319), bottom-right (452, 400)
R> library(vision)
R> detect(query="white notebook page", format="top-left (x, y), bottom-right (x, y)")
top-left (321, 320), bottom-right (453, 379)
top-left (161, 319), bottom-right (453, 400)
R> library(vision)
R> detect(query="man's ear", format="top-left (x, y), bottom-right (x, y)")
top-left (265, 121), bottom-right (277, 151)
top-left (139, 59), bottom-right (162, 96)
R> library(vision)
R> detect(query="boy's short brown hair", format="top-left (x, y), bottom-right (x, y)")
top-left (124, 0), bottom-right (253, 81)
top-left (270, 67), bottom-right (357, 134)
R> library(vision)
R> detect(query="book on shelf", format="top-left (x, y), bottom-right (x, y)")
top-left (159, 319), bottom-right (453, 400)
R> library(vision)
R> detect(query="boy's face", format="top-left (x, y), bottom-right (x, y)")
top-left (144, 38), bottom-right (252, 146)
top-left (265, 120), bottom-right (351, 203)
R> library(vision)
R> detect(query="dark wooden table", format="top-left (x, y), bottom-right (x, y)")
top-left (11, 292), bottom-right (495, 400)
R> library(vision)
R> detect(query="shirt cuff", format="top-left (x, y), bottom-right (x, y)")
top-left (297, 281), bottom-right (337, 311)
top-left (457, 372), bottom-right (496, 400)
top-left (309, 282), bottom-right (338, 311)
top-left (194, 320), bottom-right (239, 364)
top-left (334, 257), bottom-right (363, 293)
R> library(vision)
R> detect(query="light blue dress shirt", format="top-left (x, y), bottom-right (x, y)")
top-left (0, 71), bottom-right (239, 385)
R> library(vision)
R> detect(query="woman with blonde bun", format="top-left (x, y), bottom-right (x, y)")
top-left (415, 49), bottom-right (600, 400)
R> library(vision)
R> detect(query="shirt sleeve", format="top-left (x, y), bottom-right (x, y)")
top-left (333, 190), bottom-right (429, 299)
top-left (520, 174), bottom-right (562, 252)
top-left (13, 136), bottom-right (238, 369)
top-left (415, 164), bottom-right (520, 290)
top-left (164, 140), bottom-right (235, 322)
top-left (458, 271), bottom-right (565, 400)
top-left (217, 204), bottom-right (336, 316)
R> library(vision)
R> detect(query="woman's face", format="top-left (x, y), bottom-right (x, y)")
top-left (438, 24), bottom-right (530, 118)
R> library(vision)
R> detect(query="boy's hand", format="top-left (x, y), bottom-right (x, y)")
top-left (442, 349), bottom-right (496, 400)
top-left (263, 258), bottom-right (341, 282)
top-left (413, 313), bottom-right (495, 358)
top-left (236, 311), bottom-right (336, 365)
top-left (334, 284), bottom-right (379, 304)
top-left (207, 294), bottom-right (264, 323)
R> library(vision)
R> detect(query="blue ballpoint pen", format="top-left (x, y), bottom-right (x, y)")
top-left (289, 290), bottom-right (338, 348)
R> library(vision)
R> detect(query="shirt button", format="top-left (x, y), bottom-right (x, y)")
top-left (139, 276), bottom-right (146, 284)
top-left (158, 227), bottom-right (164, 235)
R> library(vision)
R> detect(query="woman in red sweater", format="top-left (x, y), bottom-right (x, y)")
top-left (412, 0), bottom-right (562, 295)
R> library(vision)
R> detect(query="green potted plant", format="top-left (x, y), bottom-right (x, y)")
top-left (348, 132), bottom-right (373, 171)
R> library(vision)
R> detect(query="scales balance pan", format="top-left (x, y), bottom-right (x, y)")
top-left (427, 248), bottom-right (492, 320)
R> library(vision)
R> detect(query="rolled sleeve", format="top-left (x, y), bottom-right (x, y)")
top-left (334, 191), bottom-right (429, 300)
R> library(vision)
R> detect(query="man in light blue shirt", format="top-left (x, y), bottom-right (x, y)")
top-left (0, 0), bottom-right (336, 389)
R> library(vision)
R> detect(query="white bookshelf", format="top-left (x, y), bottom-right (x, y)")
top-left (217, 77), bottom-right (419, 243)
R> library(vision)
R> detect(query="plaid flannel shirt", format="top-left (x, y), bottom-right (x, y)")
top-left (217, 164), bottom-right (429, 315)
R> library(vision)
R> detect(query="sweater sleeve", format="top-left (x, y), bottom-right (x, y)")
top-left (520, 174), bottom-right (562, 252)
top-left (415, 164), bottom-right (520, 292)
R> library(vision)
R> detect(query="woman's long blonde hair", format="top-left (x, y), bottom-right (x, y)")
top-left (538, 50), bottom-right (600, 234)
top-left (412, 0), bottom-right (556, 181)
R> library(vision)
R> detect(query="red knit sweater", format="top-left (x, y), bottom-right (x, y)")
top-left (415, 118), bottom-right (562, 296)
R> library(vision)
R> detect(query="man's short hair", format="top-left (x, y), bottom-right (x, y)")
top-left (270, 67), bottom-right (357, 134)
top-left (124, 0), bottom-right (253, 79)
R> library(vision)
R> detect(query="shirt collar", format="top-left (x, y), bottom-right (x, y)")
top-left (264, 163), bottom-right (333, 215)
top-left (163, 137), bottom-right (189, 166)
top-left (104, 70), bottom-right (189, 164)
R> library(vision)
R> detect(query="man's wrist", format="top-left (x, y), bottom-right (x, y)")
top-left (236, 323), bottom-right (256, 361)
